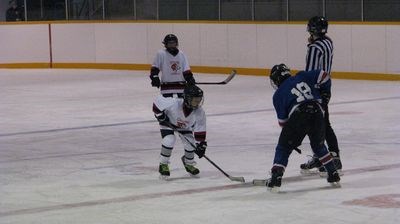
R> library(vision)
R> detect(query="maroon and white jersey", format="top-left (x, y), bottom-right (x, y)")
top-left (153, 95), bottom-right (206, 142)
top-left (152, 49), bottom-right (191, 95)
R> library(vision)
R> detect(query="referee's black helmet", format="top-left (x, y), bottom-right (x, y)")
top-left (307, 16), bottom-right (328, 35)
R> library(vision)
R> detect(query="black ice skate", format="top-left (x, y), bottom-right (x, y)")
top-left (266, 170), bottom-right (283, 192)
top-left (333, 155), bottom-right (342, 171)
top-left (319, 154), bottom-right (343, 177)
top-left (181, 156), bottom-right (199, 175)
top-left (300, 156), bottom-right (322, 174)
top-left (159, 163), bottom-right (170, 179)
top-left (327, 171), bottom-right (341, 187)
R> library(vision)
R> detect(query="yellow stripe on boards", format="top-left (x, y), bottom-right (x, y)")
top-left (0, 63), bottom-right (50, 68)
top-left (52, 63), bottom-right (150, 70)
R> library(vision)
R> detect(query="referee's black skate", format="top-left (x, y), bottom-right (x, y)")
top-left (300, 156), bottom-right (322, 174)
top-left (327, 171), bottom-right (341, 187)
top-left (319, 153), bottom-right (343, 177)
top-left (181, 156), bottom-right (199, 175)
top-left (332, 153), bottom-right (343, 171)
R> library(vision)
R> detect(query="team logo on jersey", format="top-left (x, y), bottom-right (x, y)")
top-left (170, 61), bottom-right (181, 73)
top-left (176, 118), bottom-right (188, 128)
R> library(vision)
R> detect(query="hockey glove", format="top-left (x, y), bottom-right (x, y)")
top-left (185, 76), bottom-right (196, 85)
top-left (195, 141), bottom-right (207, 158)
top-left (321, 91), bottom-right (331, 106)
top-left (155, 111), bottom-right (169, 125)
top-left (183, 71), bottom-right (196, 85)
top-left (150, 75), bottom-right (161, 88)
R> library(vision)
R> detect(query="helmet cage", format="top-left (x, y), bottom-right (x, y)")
top-left (183, 85), bottom-right (204, 109)
top-left (270, 64), bottom-right (291, 90)
top-left (307, 16), bottom-right (328, 35)
top-left (163, 34), bottom-right (178, 48)
top-left (184, 95), bottom-right (204, 109)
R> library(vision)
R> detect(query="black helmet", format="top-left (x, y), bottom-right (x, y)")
top-left (270, 64), bottom-right (291, 89)
top-left (183, 85), bottom-right (204, 109)
top-left (163, 34), bottom-right (178, 47)
top-left (307, 16), bottom-right (328, 35)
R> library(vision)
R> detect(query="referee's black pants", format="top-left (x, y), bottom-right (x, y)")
top-left (323, 104), bottom-right (340, 156)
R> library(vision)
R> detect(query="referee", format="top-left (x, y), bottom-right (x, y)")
top-left (300, 16), bottom-right (342, 174)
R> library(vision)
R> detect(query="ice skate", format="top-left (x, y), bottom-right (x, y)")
top-left (159, 163), bottom-right (170, 180)
top-left (319, 154), bottom-right (343, 177)
top-left (327, 171), bottom-right (341, 187)
top-left (181, 156), bottom-right (199, 175)
top-left (300, 156), bottom-right (322, 174)
top-left (266, 169), bottom-right (283, 193)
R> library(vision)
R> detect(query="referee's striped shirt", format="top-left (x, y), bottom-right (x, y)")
top-left (305, 37), bottom-right (333, 75)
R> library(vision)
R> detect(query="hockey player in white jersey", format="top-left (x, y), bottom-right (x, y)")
top-left (153, 84), bottom-right (207, 178)
top-left (149, 34), bottom-right (196, 98)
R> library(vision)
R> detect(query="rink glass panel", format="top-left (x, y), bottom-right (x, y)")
top-left (5, 0), bottom-right (400, 22)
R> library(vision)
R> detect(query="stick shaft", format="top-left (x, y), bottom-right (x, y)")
top-left (203, 155), bottom-right (231, 178)
top-left (161, 70), bottom-right (236, 85)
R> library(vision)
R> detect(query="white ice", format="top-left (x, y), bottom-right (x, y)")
top-left (0, 69), bottom-right (399, 224)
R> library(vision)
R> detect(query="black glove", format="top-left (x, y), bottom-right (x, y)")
top-left (195, 141), bottom-right (207, 158)
top-left (150, 75), bottom-right (160, 88)
top-left (183, 71), bottom-right (196, 85)
top-left (185, 75), bottom-right (196, 85)
top-left (155, 111), bottom-right (169, 125)
top-left (321, 91), bottom-right (331, 106)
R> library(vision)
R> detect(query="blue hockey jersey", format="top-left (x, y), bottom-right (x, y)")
top-left (272, 70), bottom-right (331, 126)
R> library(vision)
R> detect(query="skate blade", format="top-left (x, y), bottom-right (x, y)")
top-left (300, 169), bottom-right (320, 175)
top-left (267, 186), bottom-right (280, 193)
top-left (329, 182), bottom-right (341, 188)
top-left (188, 173), bottom-right (200, 178)
top-left (319, 171), bottom-right (328, 177)
top-left (159, 175), bottom-right (170, 180)
top-left (320, 169), bottom-right (343, 177)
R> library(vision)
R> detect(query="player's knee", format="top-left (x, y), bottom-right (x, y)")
top-left (162, 134), bottom-right (176, 148)
top-left (182, 140), bottom-right (194, 151)
top-left (278, 141), bottom-right (299, 152)
top-left (160, 129), bottom-right (174, 138)
top-left (276, 144), bottom-right (291, 154)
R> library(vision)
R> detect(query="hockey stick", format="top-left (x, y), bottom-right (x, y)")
top-left (162, 122), bottom-right (245, 183)
top-left (202, 155), bottom-right (245, 183)
top-left (161, 69), bottom-right (237, 85)
top-left (196, 69), bottom-right (237, 85)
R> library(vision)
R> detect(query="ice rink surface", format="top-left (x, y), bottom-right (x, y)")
top-left (0, 69), bottom-right (399, 224)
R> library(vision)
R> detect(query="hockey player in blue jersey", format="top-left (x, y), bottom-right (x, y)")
top-left (266, 64), bottom-right (340, 192)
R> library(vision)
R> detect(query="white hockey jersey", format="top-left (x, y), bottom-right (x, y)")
top-left (152, 49), bottom-right (191, 94)
top-left (153, 95), bottom-right (206, 142)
